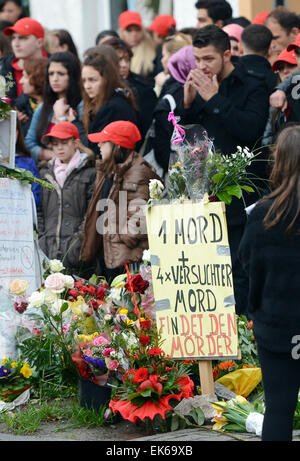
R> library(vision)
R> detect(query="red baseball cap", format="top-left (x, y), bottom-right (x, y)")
top-left (4, 17), bottom-right (45, 39)
top-left (119, 11), bottom-right (142, 30)
top-left (88, 121), bottom-right (142, 150)
top-left (42, 122), bottom-right (80, 145)
top-left (272, 48), bottom-right (298, 71)
top-left (148, 15), bottom-right (176, 37)
top-left (287, 33), bottom-right (300, 52)
top-left (252, 11), bottom-right (270, 25)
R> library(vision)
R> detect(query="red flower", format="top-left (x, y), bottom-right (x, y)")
top-left (176, 376), bottom-right (194, 399)
top-left (138, 374), bottom-right (163, 394)
top-left (68, 289), bottom-right (78, 298)
top-left (139, 336), bottom-right (150, 346)
top-left (74, 282), bottom-right (83, 289)
top-left (140, 320), bottom-right (151, 330)
top-left (148, 348), bottom-right (164, 357)
top-left (89, 299), bottom-right (99, 311)
top-left (96, 287), bottom-right (106, 300)
top-left (125, 274), bottom-right (149, 295)
top-left (133, 368), bottom-right (148, 384)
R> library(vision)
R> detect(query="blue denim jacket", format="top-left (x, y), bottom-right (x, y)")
top-left (25, 101), bottom-right (84, 162)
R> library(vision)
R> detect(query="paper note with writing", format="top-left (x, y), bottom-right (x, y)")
top-left (146, 201), bottom-right (238, 360)
top-left (0, 178), bottom-right (36, 311)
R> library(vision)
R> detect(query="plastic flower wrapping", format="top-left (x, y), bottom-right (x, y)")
top-left (165, 112), bottom-right (262, 205)
top-left (0, 357), bottom-right (34, 403)
top-left (212, 395), bottom-right (264, 436)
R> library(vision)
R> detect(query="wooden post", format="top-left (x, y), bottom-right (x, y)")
top-left (199, 361), bottom-right (215, 395)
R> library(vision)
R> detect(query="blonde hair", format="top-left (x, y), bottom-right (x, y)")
top-left (163, 33), bottom-right (193, 56)
top-left (119, 27), bottom-right (156, 78)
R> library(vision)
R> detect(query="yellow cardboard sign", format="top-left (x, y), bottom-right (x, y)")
top-left (146, 201), bottom-right (238, 360)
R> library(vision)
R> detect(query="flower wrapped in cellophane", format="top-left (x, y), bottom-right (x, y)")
top-left (212, 395), bottom-right (264, 436)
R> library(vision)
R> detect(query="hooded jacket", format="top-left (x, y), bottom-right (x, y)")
top-left (80, 151), bottom-right (161, 270)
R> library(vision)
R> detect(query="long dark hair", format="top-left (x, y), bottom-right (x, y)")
top-left (37, 51), bottom-right (82, 143)
top-left (82, 51), bottom-right (137, 133)
top-left (263, 124), bottom-right (300, 234)
top-left (50, 29), bottom-right (79, 60)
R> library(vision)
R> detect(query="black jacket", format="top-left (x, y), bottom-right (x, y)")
top-left (238, 200), bottom-right (300, 352)
top-left (179, 60), bottom-right (270, 226)
top-left (87, 91), bottom-right (138, 156)
top-left (151, 76), bottom-right (183, 173)
top-left (0, 55), bottom-right (18, 104)
top-left (240, 54), bottom-right (278, 95)
top-left (125, 71), bottom-right (157, 144)
top-left (14, 93), bottom-right (35, 137)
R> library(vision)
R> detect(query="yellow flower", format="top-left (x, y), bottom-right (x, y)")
top-left (20, 363), bottom-right (32, 379)
top-left (212, 420), bottom-right (226, 431)
top-left (212, 401), bottom-right (227, 412)
top-left (235, 395), bottom-right (248, 405)
top-left (77, 332), bottom-right (100, 343)
top-left (11, 361), bottom-right (18, 369)
top-left (118, 308), bottom-right (128, 315)
top-left (125, 320), bottom-right (134, 326)
top-left (1, 358), bottom-right (8, 365)
top-left (9, 279), bottom-right (29, 296)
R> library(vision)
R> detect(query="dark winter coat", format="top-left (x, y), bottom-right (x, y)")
top-left (179, 59), bottom-right (270, 226)
top-left (86, 91), bottom-right (138, 156)
top-left (0, 55), bottom-right (18, 104)
top-left (14, 93), bottom-right (36, 137)
top-left (238, 199), bottom-right (300, 353)
top-left (240, 54), bottom-right (278, 96)
top-left (37, 153), bottom-right (96, 275)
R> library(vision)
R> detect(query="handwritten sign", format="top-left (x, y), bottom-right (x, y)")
top-left (0, 179), bottom-right (37, 311)
top-left (146, 201), bottom-right (238, 360)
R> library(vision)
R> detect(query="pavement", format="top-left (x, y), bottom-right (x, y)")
top-left (0, 423), bottom-right (299, 442)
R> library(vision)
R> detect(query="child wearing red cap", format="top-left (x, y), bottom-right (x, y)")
top-left (80, 120), bottom-right (162, 283)
top-left (37, 121), bottom-right (96, 276)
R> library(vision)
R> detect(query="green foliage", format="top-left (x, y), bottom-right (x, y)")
top-left (236, 315), bottom-right (260, 368)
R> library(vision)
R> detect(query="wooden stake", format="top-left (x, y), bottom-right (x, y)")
top-left (199, 360), bottom-right (215, 395)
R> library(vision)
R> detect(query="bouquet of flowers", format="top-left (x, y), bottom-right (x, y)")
top-left (0, 357), bottom-right (34, 403)
top-left (212, 395), bottom-right (264, 436)
top-left (109, 344), bottom-right (194, 424)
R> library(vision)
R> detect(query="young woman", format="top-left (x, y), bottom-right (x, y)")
top-left (81, 51), bottom-right (138, 156)
top-left (15, 118), bottom-right (40, 208)
top-left (38, 121), bottom-right (96, 276)
top-left (47, 29), bottom-right (79, 60)
top-left (0, 0), bottom-right (24, 24)
top-left (80, 120), bottom-right (161, 283)
top-left (118, 10), bottom-right (156, 82)
top-left (14, 57), bottom-right (48, 137)
top-left (238, 125), bottom-right (300, 441)
top-left (25, 51), bottom-right (83, 163)
top-left (154, 33), bottom-right (192, 96)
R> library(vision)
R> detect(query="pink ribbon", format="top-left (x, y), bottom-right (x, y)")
top-left (168, 112), bottom-right (186, 144)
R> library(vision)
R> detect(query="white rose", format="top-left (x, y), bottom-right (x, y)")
top-left (49, 298), bottom-right (64, 315)
top-left (0, 76), bottom-right (6, 100)
top-left (43, 289), bottom-right (59, 307)
top-left (28, 291), bottom-right (45, 308)
top-left (149, 179), bottom-right (164, 200)
top-left (142, 249), bottom-right (151, 262)
top-left (44, 273), bottom-right (66, 294)
top-left (64, 275), bottom-right (74, 289)
top-left (49, 260), bottom-right (65, 273)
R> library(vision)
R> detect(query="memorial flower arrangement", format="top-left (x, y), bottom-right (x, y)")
top-left (109, 344), bottom-right (194, 423)
top-left (0, 357), bottom-right (34, 403)
top-left (212, 395), bottom-right (264, 436)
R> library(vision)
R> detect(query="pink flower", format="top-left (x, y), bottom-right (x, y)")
top-left (103, 348), bottom-right (115, 358)
top-left (84, 349), bottom-right (93, 357)
top-left (107, 361), bottom-right (119, 371)
top-left (93, 334), bottom-right (111, 347)
top-left (45, 273), bottom-right (66, 294)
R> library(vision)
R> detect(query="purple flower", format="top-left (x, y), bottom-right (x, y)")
top-left (82, 356), bottom-right (106, 370)
top-left (0, 366), bottom-right (12, 377)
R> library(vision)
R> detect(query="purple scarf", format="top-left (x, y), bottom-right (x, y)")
top-left (167, 45), bottom-right (197, 86)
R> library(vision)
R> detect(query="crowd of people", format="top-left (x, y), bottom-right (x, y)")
top-left (1, 0), bottom-right (300, 442)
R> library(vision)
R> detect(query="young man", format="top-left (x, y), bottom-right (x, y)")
top-left (264, 7), bottom-right (300, 65)
top-left (0, 17), bottom-right (45, 104)
top-left (181, 25), bottom-right (270, 315)
top-left (195, 0), bottom-right (232, 29)
top-left (240, 24), bottom-right (278, 94)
